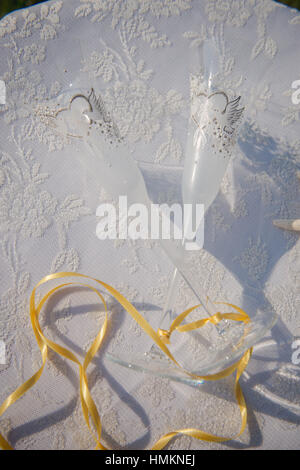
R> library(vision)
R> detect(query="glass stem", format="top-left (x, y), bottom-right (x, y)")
top-left (159, 230), bottom-right (222, 333)
top-left (159, 267), bottom-right (180, 329)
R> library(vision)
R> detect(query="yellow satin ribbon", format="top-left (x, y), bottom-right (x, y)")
top-left (0, 272), bottom-right (252, 451)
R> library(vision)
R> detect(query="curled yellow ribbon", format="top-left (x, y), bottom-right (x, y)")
top-left (0, 272), bottom-right (252, 451)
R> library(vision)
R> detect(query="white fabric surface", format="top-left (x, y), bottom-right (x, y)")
top-left (0, 0), bottom-right (300, 450)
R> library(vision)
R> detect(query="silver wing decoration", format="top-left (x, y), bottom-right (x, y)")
top-left (223, 96), bottom-right (244, 135)
top-left (85, 88), bottom-right (123, 144)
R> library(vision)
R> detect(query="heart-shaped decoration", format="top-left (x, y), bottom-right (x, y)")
top-left (39, 88), bottom-right (123, 145)
top-left (46, 93), bottom-right (93, 139)
top-left (192, 90), bottom-right (244, 136)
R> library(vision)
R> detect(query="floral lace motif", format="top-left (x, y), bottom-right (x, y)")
top-left (0, 0), bottom-right (300, 451)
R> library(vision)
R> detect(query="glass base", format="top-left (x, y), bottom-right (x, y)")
top-left (105, 310), bottom-right (278, 383)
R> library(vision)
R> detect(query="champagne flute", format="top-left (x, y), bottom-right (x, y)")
top-left (41, 87), bottom-right (216, 319)
top-left (160, 40), bottom-right (245, 329)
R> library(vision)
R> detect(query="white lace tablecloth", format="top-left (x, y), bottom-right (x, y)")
top-left (0, 0), bottom-right (300, 450)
